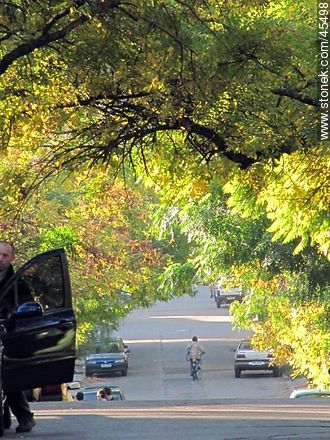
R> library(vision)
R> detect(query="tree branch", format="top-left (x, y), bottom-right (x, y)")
top-left (271, 87), bottom-right (317, 106)
top-left (0, 3), bottom-right (89, 75)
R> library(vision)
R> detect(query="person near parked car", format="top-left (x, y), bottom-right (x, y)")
top-left (186, 336), bottom-right (205, 376)
top-left (0, 241), bottom-right (36, 433)
top-left (97, 387), bottom-right (114, 401)
top-left (103, 387), bottom-right (113, 401)
top-left (75, 391), bottom-right (84, 401)
top-left (97, 389), bottom-right (107, 401)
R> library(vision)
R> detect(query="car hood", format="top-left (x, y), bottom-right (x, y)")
top-left (86, 353), bottom-right (125, 360)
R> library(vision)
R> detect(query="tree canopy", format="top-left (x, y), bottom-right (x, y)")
top-left (0, 1), bottom-right (329, 385)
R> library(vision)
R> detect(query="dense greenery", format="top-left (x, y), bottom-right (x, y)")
top-left (0, 1), bottom-right (328, 385)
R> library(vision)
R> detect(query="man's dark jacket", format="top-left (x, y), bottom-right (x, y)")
top-left (0, 265), bottom-right (32, 315)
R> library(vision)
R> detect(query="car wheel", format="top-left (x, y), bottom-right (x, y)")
top-left (273, 366), bottom-right (280, 377)
top-left (85, 369), bottom-right (94, 377)
top-left (234, 367), bottom-right (241, 378)
top-left (121, 368), bottom-right (128, 376)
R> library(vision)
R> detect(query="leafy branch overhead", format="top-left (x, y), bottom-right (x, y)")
top-left (0, 0), bottom-right (319, 175)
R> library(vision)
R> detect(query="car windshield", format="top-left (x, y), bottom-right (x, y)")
top-left (107, 343), bottom-right (122, 352)
top-left (240, 341), bottom-right (253, 350)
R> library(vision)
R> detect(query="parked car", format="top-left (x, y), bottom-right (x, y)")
top-left (76, 385), bottom-right (126, 401)
top-left (0, 249), bottom-right (76, 436)
top-left (85, 337), bottom-right (130, 377)
top-left (290, 388), bottom-right (330, 399)
top-left (234, 339), bottom-right (280, 378)
top-left (214, 286), bottom-right (243, 308)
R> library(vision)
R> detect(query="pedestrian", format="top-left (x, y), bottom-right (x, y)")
top-left (0, 241), bottom-right (36, 433)
top-left (75, 391), bottom-right (84, 401)
top-left (97, 389), bottom-right (107, 401)
top-left (103, 387), bottom-right (113, 401)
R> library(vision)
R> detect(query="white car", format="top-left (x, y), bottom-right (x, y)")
top-left (234, 339), bottom-right (280, 378)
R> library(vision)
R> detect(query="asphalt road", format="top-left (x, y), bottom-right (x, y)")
top-left (6, 286), bottom-right (328, 439)
top-left (4, 399), bottom-right (329, 440)
top-left (89, 285), bottom-right (297, 400)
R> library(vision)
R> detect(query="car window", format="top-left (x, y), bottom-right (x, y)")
top-left (16, 255), bottom-right (65, 310)
top-left (240, 341), bottom-right (253, 350)
top-left (109, 341), bottom-right (124, 352)
top-left (108, 343), bottom-right (120, 352)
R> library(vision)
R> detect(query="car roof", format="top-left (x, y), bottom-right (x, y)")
top-left (80, 386), bottom-right (125, 400)
top-left (83, 385), bottom-right (122, 391)
top-left (290, 388), bottom-right (330, 398)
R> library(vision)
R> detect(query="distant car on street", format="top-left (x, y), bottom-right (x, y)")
top-left (214, 285), bottom-right (243, 308)
top-left (85, 337), bottom-right (130, 377)
top-left (234, 339), bottom-right (280, 378)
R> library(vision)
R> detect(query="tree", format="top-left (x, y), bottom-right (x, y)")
top-left (0, 163), bottom-right (168, 343)
top-left (1, 0), bottom-right (325, 253)
top-left (0, 0), bottom-right (328, 381)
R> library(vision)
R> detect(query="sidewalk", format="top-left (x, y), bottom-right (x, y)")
top-left (284, 375), bottom-right (308, 395)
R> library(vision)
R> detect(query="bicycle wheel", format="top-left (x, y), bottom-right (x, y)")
top-left (191, 363), bottom-right (197, 380)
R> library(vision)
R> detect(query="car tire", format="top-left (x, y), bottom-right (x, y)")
top-left (234, 367), bottom-right (241, 378)
top-left (121, 368), bottom-right (128, 376)
top-left (273, 366), bottom-right (280, 377)
top-left (85, 369), bottom-right (94, 377)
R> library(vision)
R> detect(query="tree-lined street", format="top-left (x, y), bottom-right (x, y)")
top-left (114, 286), bottom-right (290, 401)
top-left (0, 2), bottom-right (328, 437)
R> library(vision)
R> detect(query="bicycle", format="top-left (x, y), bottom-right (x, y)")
top-left (190, 358), bottom-right (202, 380)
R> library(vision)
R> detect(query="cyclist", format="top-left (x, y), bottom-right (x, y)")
top-left (186, 336), bottom-right (205, 377)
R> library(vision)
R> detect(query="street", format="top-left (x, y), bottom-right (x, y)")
top-left (8, 286), bottom-right (329, 439)
top-left (10, 399), bottom-right (330, 440)
top-left (107, 285), bottom-right (293, 400)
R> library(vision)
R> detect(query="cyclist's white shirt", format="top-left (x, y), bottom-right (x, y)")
top-left (186, 341), bottom-right (205, 360)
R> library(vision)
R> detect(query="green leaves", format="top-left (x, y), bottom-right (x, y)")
top-left (0, 0), bottom-right (328, 383)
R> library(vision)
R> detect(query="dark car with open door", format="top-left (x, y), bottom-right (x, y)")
top-left (0, 249), bottom-right (76, 436)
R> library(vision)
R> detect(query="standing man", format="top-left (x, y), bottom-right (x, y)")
top-left (0, 241), bottom-right (36, 433)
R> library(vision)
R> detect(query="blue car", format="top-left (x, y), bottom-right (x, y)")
top-left (85, 338), bottom-right (130, 377)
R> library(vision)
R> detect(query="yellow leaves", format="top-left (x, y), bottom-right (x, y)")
top-left (225, 149), bottom-right (330, 259)
top-left (250, 295), bottom-right (330, 387)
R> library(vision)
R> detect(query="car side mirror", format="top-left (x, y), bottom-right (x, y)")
top-left (14, 302), bottom-right (44, 319)
top-left (67, 381), bottom-right (81, 390)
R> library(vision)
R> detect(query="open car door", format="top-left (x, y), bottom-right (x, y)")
top-left (0, 249), bottom-right (76, 392)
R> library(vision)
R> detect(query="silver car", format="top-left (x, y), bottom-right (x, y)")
top-left (234, 339), bottom-right (280, 378)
